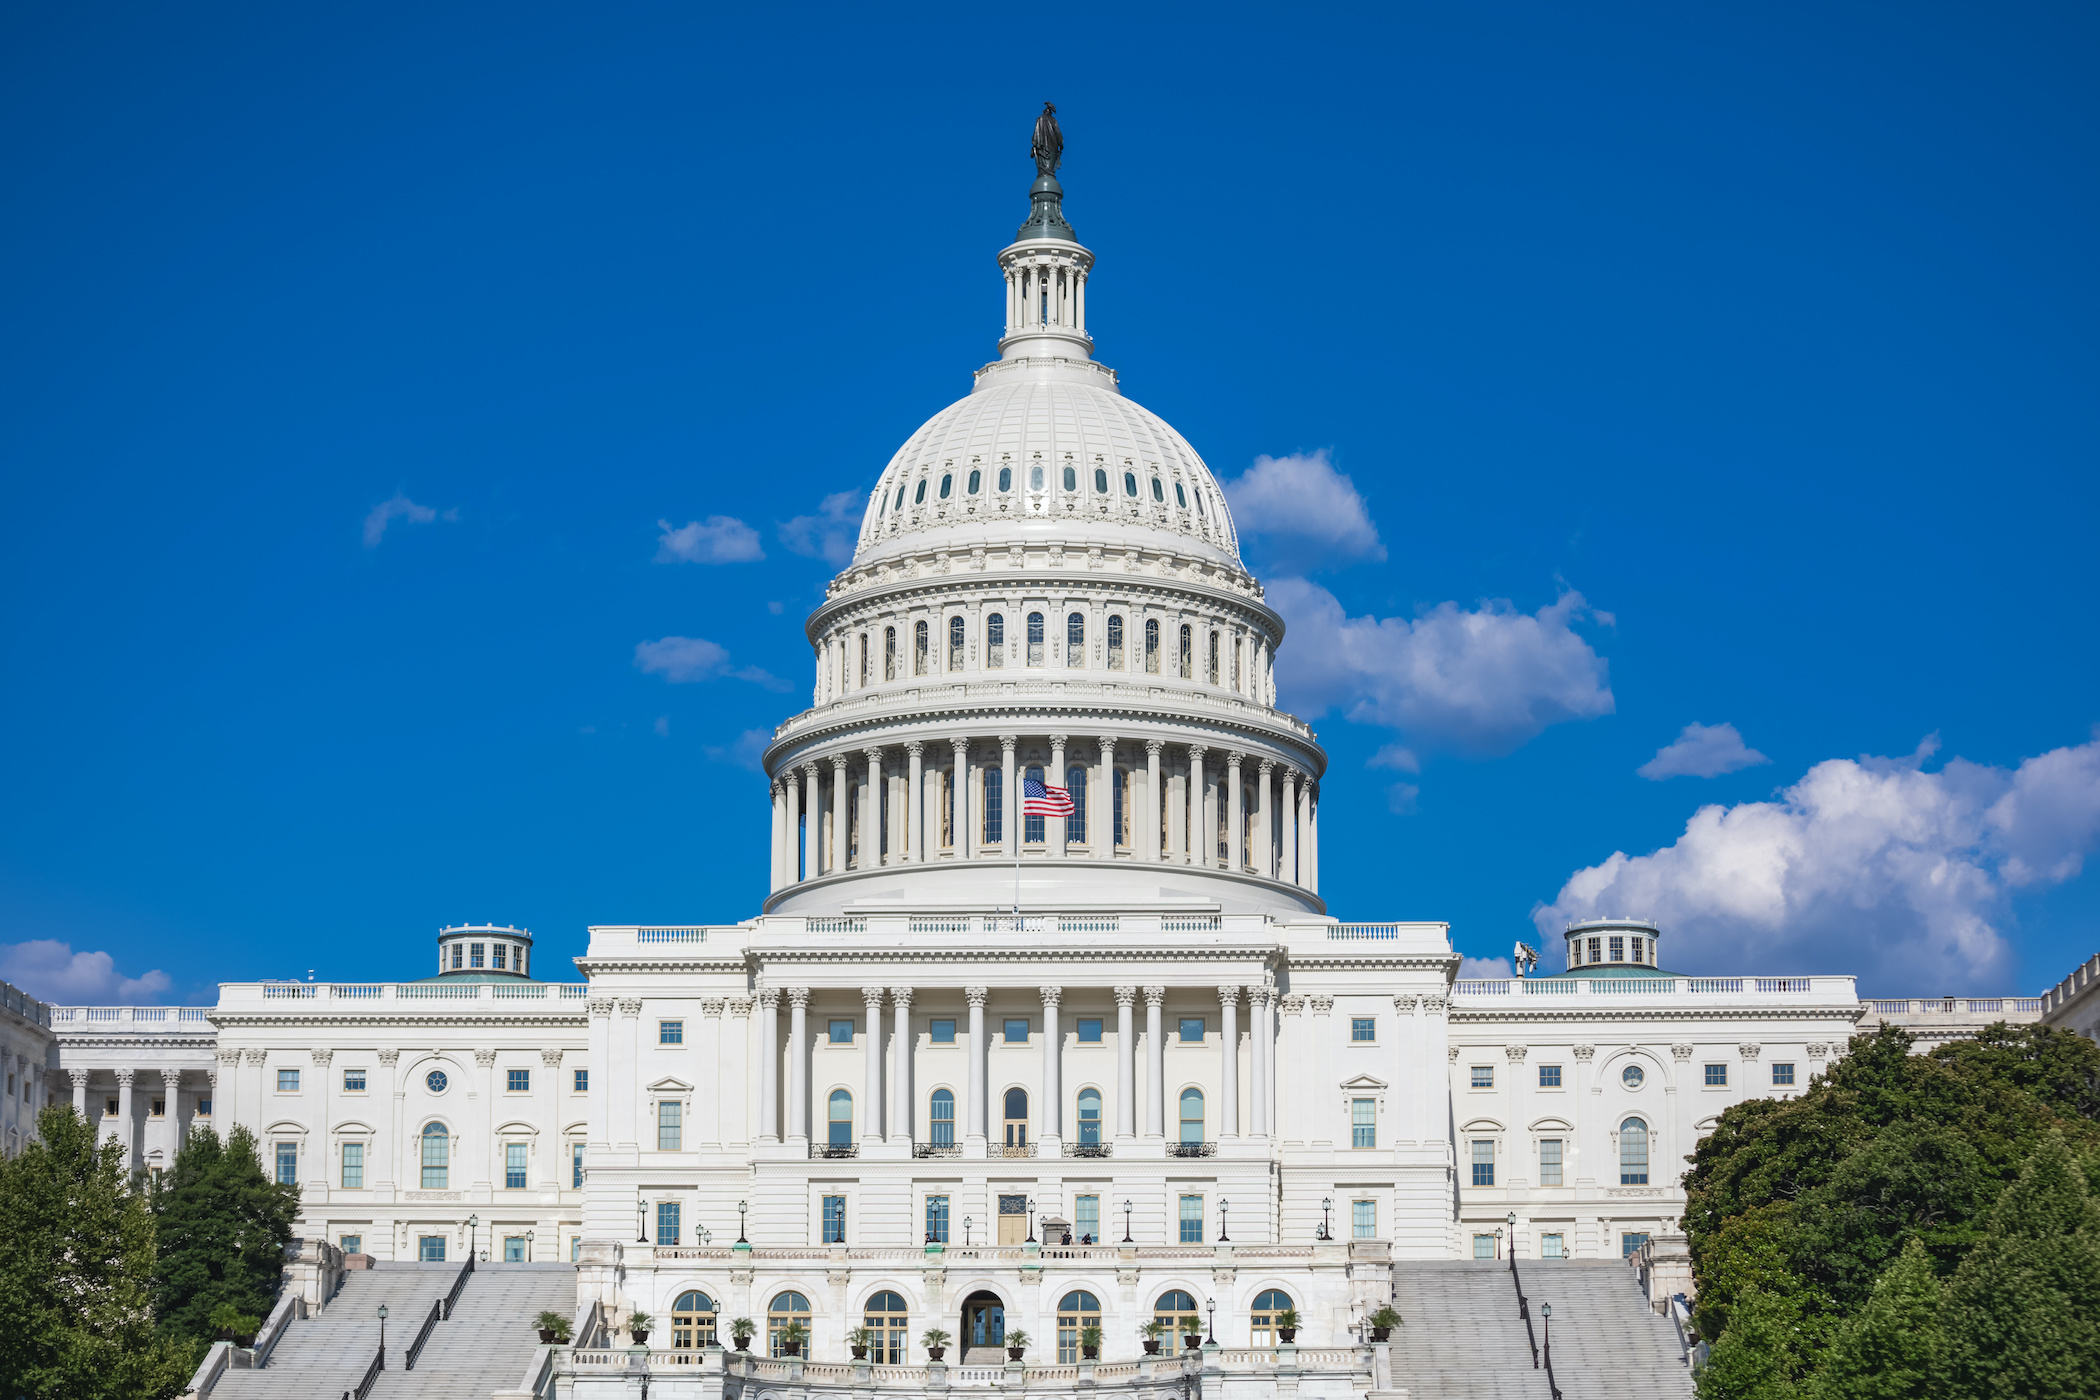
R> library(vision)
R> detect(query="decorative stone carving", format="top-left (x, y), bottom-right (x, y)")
top-left (786, 988), bottom-right (811, 1009)
top-left (1504, 1045), bottom-right (1529, 1063)
top-left (965, 986), bottom-right (989, 1009)
top-left (728, 997), bottom-right (755, 1017)
top-left (1806, 1042), bottom-right (1830, 1060)
top-left (1447, 1046), bottom-right (1460, 1063)
top-left (1393, 995), bottom-right (1419, 1012)
top-left (541, 1048), bottom-right (565, 1067)
top-left (1309, 996), bottom-right (1334, 1013)
top-left (617, 998), bottom-right (644, 1016)
top-left (1113, 985), bottom-right (1137, 1008)
top-left (1573, 1045), bottom-right (1596, 1062)
top-left (1738, 1043), bottom-right (1763, 1061)
top-left (1671, 1045), bottom-right (1694, 1061)
top-left (243, 1049), bottom-right (268, 1065)
top-left (700, 998), bottom-right (727, 1016)
top-left (1040, 986), bottom-right (1064, 1008)
top-left (587, 999), bottom-right (615, 1018)
top-left (475, 1049), bottom-right (499, 1068)
top-left (310, 1049), bottom-right (334, 1067)
top-left (1142, 986), bottom-right (1166, 1008)
top-left (1279, 995), bottom-right (1306, 1014)
top-left (380, 1048), bottom-right (403, 1066)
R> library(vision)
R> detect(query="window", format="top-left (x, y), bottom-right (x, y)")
top-left (657, 1201), bottom-right (680, 1245)
top-left (926, 1193), bottom-right (950, 1242)
top-left (659, 1020), bottom-right (683, 1045)
top-left (470, 942), bottom-right (485, 968)
top-left (986, 613), bottom-right (1005, 668)
top-left (1705, 1064), bottom-right (1728, 1087)
top-left (1622, 1231), bottom-right (1651, 1258)
top-left (196, 1098), bottom-right (211, 1117)
top-left (858, 633), bottom-right (868, 688)
top-left (1174, 482), bottom-right (1188, 508)
top-left (1024, 765), bottom-right (1045, 844)
top-left (507, 1068), bottom-right (530, 1093)
top-left (829, 1018), bottom-right (855, 1044)
top-left (341, 1142), bottom-right (364, 1189)
top-left (419, 1235), bottom-right (447, 1262)
top-left (277, 1069), bottom-right (299, 1093)
top-left (1066, 765), bottom-right (1087, 843)
top-left (1353, 1199), bottom-right (1377, 1238)
top-left (948, 616), bottom-right (965, 670)
top-left (421, 1123), bottom-right (449, 1188)
top-left (1076, 1017), bottom-right (1103, 1043)
top-left (1178, 624), bottom-right (1192, 679)
top-left (1541, 1232), bottom-right (1565, 1259)
top-left (1005, 1018), bottom-right (1030, 1043)
top-left (1063, 464), bottom-right (1077, 491)
top-left (1179, 1016), bottom-right (1206, 1043)
top-left (1352, 1097), bottom-right (1376, 1148)
top-left (1539, 1065), bottom-right (1562, 1088)
top-left (1030, 463), bottom-right (1044, 490)
top-left (1077, 1088), bottom-right (1103, 1144)
top-left (574, 1068), bottom-right (589, 1093)
top-left (864, 1290), bottom-right (908, 1363)
top-left (658, 1100), bottom-right (683, 1151)
top-left (1471, 1065), bottom-right (1494, 1089)
top-left (1075, 1195), bottom-right (1099, 1242)
top-left (425, 1069), bottom-right (449, 1093)
top-left (1471, 1139), bottom-right (1495, 1187)
top-left (912, 479), bottom-right (925, 505)
top-left (884, 626), bottom-right (897, 681)
top-left (571, 1237), bottom-right (582, 1261)
top-left (1206, 630), bottom-right (1219, 684)
top-left (1351, 1017), bottom-right (1376, 1042)
top-left (999, 466), bottom-right (1013, 492)
top-left (1540, 1138), bottom-right (1563, 1186)
top-left (343, 1069), bottom-right (366, 1093)
top-left (914, 620), bottom-right (928, 675)
top-left (1474, 1233), bottom-right (1498, 1259)
top-left (1195, 488), bottom-right (1206, 516)
top-left (1178, 1194), bottom-right (1205, 1245)
top-left (506, 1142), bottom-right (528, 1189)
top-left (1026, 612), bottom-right (1045, 666)
top-left (1179, 1087), bottom-right (1205, 1143)
top-left (504, 1235), bottom-right (527, 1261)
top-left (1113, 767), bottom-right (1129, 846)
top-left (275, 1142), bottom-right (298, 1184)
top-left (1145, 618), bottom-right (1159, 673)
top-left (1620, 1118), bottom-right (1650, 1184)
top-left (965, 469), bottom-right (979, 495)
top-left (340, 1234), bottom-right (363, 1256)
top-left (822, 1195), bottom-right (847, 1243)
top-left (1773, 1062), bottom-right (1796, 1086)
top-left (929, 1088), bottom-right (955, 1146)
top-left (1610, 936), bottom-right (1625, 962)
top-left (1622, 1065), bottom-right (1646, 1088)
top-left (1057, 1289), bottom-right (1101, 1362)
top-left (983, 766), bottom-right (1002, 842)
top-left (1003, 1087), bottom-right (1029, 1149)
top-left (930, 1018), bottom-right (956, 1044)
top-left (1251, 1289), bottom-right (1294, 1345)
top-left (828, 1090), bottom-right (854, 1146)
top-left (1123, 470), bottom-right (1138, 497)
top-left (572, 1142), bottom-right (585, 1188)
top-left (1150, 476), bottom-right (1164, 502)
top-left (1095, 467), bottom-right (1109, 493)
top-left (672, 1290), bottom-right (717, 1349)
top-left (1067, 613), bottom-right (1084, 669)
top-left (1107, 615), bottom-right (1124, 669)
top-left (492, 945), bottom-right (507, 970)
top-left (451, 944), bottom-right (464, 970)
top-left (1587, 937), bottom-right (1602, 964)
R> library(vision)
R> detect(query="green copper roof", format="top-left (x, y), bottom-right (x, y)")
top-left (1016, 172), bottom-right (1077, 243)
top-left (1533, 963), bottom-right (1680, 980)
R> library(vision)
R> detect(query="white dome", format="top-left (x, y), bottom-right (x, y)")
top-left (853, 367), bottom-right (1242, 569)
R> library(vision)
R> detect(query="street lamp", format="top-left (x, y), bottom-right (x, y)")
top-left (1217, 1198), bottom-right (1229, 1243)
top-left (526, 1229), bottom-right (535, 1263)
top-left (1122, 1199), bottom-right (1134, 1244)
top-left (638, 1198), bottom-right (649, 1243)
top-left (963, 1216), bottom-right (974, 1246)
top-left (1507, 1211), bottom-right (1517, 1261)
top-left (736, 1200), bottom-right (748, 1244)
top-left (1026, 1197), bottom-right (1037, 1244)
top-left (1204, 1298), bottom-right (1216, 1346)
top-left (465, 1214), bottom-right (480, 1262)
top-left (1495, 1226), bottom-right (1504, 1260)
top-left (1541, 1302), bottom-right (1556, 1389)
top-left (1319, 1197), bottom-right (1333, 1241)
top-left (696, 1225), bottom-right (711, 1247)
top-left (377, 1303), bottom-right (388, 1361)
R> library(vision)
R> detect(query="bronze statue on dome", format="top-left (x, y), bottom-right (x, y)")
top-left (1031, 102), bottom-right (1063, 176)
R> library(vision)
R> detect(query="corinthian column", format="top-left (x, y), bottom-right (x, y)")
top-left (864, 749), bottom-right (885, 868)
top-left (1040, 986), bottom-right (1063, 1140)
top-left (952, 737), bottom-right (973, 860)
top-left (1217, 987), bottom-right (1240, 1140)
top-left (1000, 735), bottom-right (1019, 859)
top-left (758, 989), bottom-right (781, 1142)
top-left (906, 742), bottom-right (925, 864)
top-left (830, 755), bottom-right (851, 874)
top-left (1187, 746), bottom-right (1207, 866)
top-left (1249, 985), bottom-right (1273, 1138)
top-left (965, 986), bottom-right (989, 1150)
top-left (1048, 735), bottom-right (1068, 858)
top-left (787, 988), bottom-right (811, 1142)
top-left (1114, 986), bottom-right (1137, 1139)
top-left (890, 987), bottom-right (914, 1144)
top-left (1144, 739), bottom-right (1163, 862)
top-left (801, 763), bottom-right (821, 877)
top-left (1143, 986), bottom-right (1166, 1138)
top-left (1281, 769), bottom-right (1299, 884)
top-left (1097, 736), bottom-right (1118, 856)
top-left (1226, 752), bottom-right (1244, 873)
top-left (1256, 760), bottom-right (1275, 877)
top-left (784, 775), bottom-right (803, 883)
top-left (862, 987), bottom-right (886, 1141)
top-left (769, 781), bottom-right (785, 891)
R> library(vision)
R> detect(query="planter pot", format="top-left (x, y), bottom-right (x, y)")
top-left (1007, 1348), bottom-right (1025, 1362)
top-left (1184, 1337), bottom-right (1203, 1350)
top-left (926, 1348), bottom-right (947, 1361)
top-left (1368, 1327), bottom-right (1391, 1342)
top-left (538, 1329), bottom-right (558, 1344)
top-left (850, 1347), bottom-right (868, 1360)
top-left (632, 1331), bottom-right (651, 1345)
top-left (1081, 1346), bottom-right (1099, 1360)
top-left (734, 1339), bottom-right (752, 1352)
top-left (233, 1335), bottom-right (257, 1349)
top-left (1142, 1340), bottom-right (1161, 1355)
top-left (1278, 1329), bottom-right (1298, 1343)
top-left (782, 1341), bottom-right (802, 1357)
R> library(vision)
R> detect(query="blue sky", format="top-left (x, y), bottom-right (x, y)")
top-left (2, 3), bottom-right (2096, 1003)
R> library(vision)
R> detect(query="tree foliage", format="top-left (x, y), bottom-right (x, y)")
top-left (151, 1123), bottom-right (300, 1348)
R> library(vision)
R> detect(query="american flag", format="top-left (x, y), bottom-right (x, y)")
top-left (1022, 776), bottom-right (1076, 818)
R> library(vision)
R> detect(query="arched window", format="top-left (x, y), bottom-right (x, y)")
top-left (828, 1089), bottom-right (854, 1146)
top-left (768, 1291), bottom-right (811, 1358)
top-left (1178, 625), bottom-right (1193, 679)
top-left (1207, 631), bottom-right (1219, 685)
top-left (1106, 614), bottom-right (1124, 669)
top-left (1026, 612), bottom-right (1044, 667)
top-left (420, 1122), bottom-right (449, 1189)
top-left (948, 616), bottom-right (965, 671)
top-left (964, 469), bottom-right (978, 495)
top-left (858, 633), bottom-right (869, 688)
top-left (1150, 476), bottom-right (1165, 502)
top-left (1057, 1290), bottom-right (1102, 1362)
top-left (1076, 1088), bottom-right (1102, 1145)
top-left (1144, 618), bottom-right (1159, 673)
top-left (672, 1290), bottom-right (717, 1349)
top-left (1250, 1290), bottom-right (1294, 1347)
top-left (914, 620), bottom-right (928, 676)
top-left (1123, 470), bottom-right (1138, 497)
top-left (864, 1290), bottom-right (908, 1364)
top-left (893, 484), bottom-right (906, 511)
top-left (1194, 489), bottom-right (1206, 516)
top-left (1620, 1118), bottom-right (1649, 1185)
top-left (1024, 765), bottom-right (1045, 845)
top-left (1066, 766), bottom-right (1087, 845)
top-left (986, 613), bottom-right (1005, 669)
top-left (1094, 467), bottom-right (1109, 493)
top-left (1174, 482), bottom-right (1187, 508)
top-left (1113, 767), bottom-right (1129, 847)
top-left (914, 479), bottom-right (928, 504)
top-left (1063, 465), bottom-right (1077, 491)
top-left (1003, 1087), bottom-right (1028, 1150)
top-left (983, 767), bottom-right (1002, 845)
top-left (884, 627), bottom-right (897, 682)
top-left (1155, 1290), bottom-right (1202, 1342)
top-left (1029, 463), bottom-right (1045, 491)
top-left (1067, 612), bottom-right (1084, 667)
top-left (929, 1088), bottom-right (955, 1147)
top-left (1179, 1088), bottom-right (1205, 1143)
top-left (998, 466), bottom-right (1013, 492)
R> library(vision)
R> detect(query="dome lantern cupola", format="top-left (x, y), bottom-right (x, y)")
top-left (997, 102), bottom-right (1094, 365)
top-left (1563, 917), bottom-right (1663, 974)
top-left (434, 923), bottom-right (534, 979)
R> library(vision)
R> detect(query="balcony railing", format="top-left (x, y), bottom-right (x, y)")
top-left (990, 1143), bottom-right (1037, 1159)
top-left (810, 1144), bottom-right (859, 1159)
top-left (1167, 1141), bottom-right (1216, 1159)
top-left (1451, 976), bottom-right (1858, 1000)
top-left (50, 1005), bottom-right (210, 1031)
top-left (914, 1143), bottom-right (962, 1159)
top-left (1063, 1142), bottom-right (1112, 1158)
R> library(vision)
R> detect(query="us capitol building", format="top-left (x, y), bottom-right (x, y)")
top-left (1, 115), bottom-right (2050, 1400)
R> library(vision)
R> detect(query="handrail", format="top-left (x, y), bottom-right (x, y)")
top-left (1507, 1253), bottom-right (1540, 1369)
top-left (1542, 1311), bottom-right (1565, 1400)
top-left (442, 1253), bottom-right (475, 1318)
top-left (404, 1299), bottom-right (441, 1370)
top-left (346, 1342), bottom-right (384, 1400)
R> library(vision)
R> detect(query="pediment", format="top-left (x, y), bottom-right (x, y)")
top-left (647, 1076), bottom-right (695, 1093)
top-left (1339, 1073), bottom-right (1389, 1091)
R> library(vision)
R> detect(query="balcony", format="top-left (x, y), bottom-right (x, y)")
top-left (990, 1143), bottom-right (1037, 1159)
top-left (809, 1144), bottom-right (859, 1160)
top-left (913, 1143), bottom-right (962, 1159)
top-left (1063, 1142), bottom-right (1112, 1159)
top-left (1166, 1141), bottom-right (1216, 1159)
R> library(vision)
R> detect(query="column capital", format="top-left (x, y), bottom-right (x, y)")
top-left (540, 1047), bottom-right (567, 1066)
top-left (802, 761), bottom-right (821, 779)
top-left (888, 986), bottom-right (915, 1007)
top-left (700, 998), bottom-right (728, 1016)
top-left (786, 987), bottom-right (812, 1009)
top-left (243, 1048), bottom-right (268, 1065)
top-left (1248, 984), bottom-right (1274, 1006)
top-left (310, 1048), bottom-right (334, 1067)
top-left (474, 1048), bottom-right (499, 1068)
top-left (1218, 984), bottom-right (1242, 1006)
top-left (377, 1048), bottom-right (401, 1065)
top-left (862, 986), bottom-right (888, 1008)
top-left (999, 734), bottom-right (1018, 755)
top-left (1225, 750), bottom-right (1244, 770)
top-left (863, 746), bottom-right (886, 762)
top-left (1257, 758), bottom-right (1275, 776)
top-left (951, 734), bottom-right (970, 751)
top-left (1142, 985), bottom-right (1167, 1008)
top-left (1187, 744), bottom-right (1208, 762)
top-left (757, 986), bottom-right (783, 1009)
top-left (905, 740), bottom-right (925, 757)
top-left (617, 997), bottom-right (644, 1016)
top-left (1144, 738), bottom-right (1165, 756)
top-left (965, 985), bottom-right (989, 1007)
top-left (830, 753), bottom-right (850, 772)
top-left (1039, 985), bottom-right (1063, 1008)
top-left (115, 1068), bottom-right (136, 1087)
top-left (1097, 735), bottom-right (1118, 753)
top-left (1113, 985), bottom-right (1138, 1008)
top-left (1048, 733), bottom-right (1068, 748)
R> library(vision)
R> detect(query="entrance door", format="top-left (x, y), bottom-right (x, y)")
top-left (998, 1193), bottom-right (1029, 1245)
top-left (962, 1291), bottom-right (1005, 1356)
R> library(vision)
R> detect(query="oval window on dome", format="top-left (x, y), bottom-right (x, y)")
top-left (1174, 482), bottom-right (1187, 508)
top-left (999, 467), bottom-right (1013, 493)
top-left (914, 479), bottom-right (927, 505)
top-left (1094, 467), bottom-right (1108, 494)
top-left (894, 485), bottom-right (906, 511)
top-left (1063, 465), bottom-right (1077, 491)
top-left (1123, 471), bottom-right (1138, 497)
top-left (1194, 489), bottom-right (1206, 516)
top-left (939, 474), bottom-right (952, 499)
top-left (1150, 476), bottom-right (1164, 502)
top-left (967, 469), bottom-right (981, 495)
top-left (1029, 464), bottom-right (1044, 491)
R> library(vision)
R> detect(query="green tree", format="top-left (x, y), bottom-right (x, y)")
top-left (1801, 1238), bottom-right (1944, 1400)
top-left (1695, 1285), bottom-right (1825, 1400)
top-left (151, 1123), bottom-right (300, 1348)
top-left (0, 1105), bottom-right (196, 1400)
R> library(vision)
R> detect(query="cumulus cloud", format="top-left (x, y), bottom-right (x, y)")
top-left (655, 516), bottom-right (764, 564)
top-left (1222, 450), bottom-right (1385, 568)
top-left (362, 493), bottom-right (455, 547)
top-left (1269, 578), bottom-right (1614, 754)
top-left (1459, 955), bottom-right (1515, 979)
top-left (0, 940), bottom-right (171, 1004)
top-left (633, 636), bottom-right (789, 690)
top-left (1533, 732), bottom-right (2100, 992)
top-left (705, 728), bottom-right (772, 771)
top-left (779, 491), bottom-right (861, 567)
top-left (1638, 722), bottom-right (1771, 780)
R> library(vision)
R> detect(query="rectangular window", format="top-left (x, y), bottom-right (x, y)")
top-left (150, 1098), bottom-right (165, 1118)
top-left (1076, 1194), bottom-right (1100, 1241)
top-left (574, 1068), bottom-right (589, 1093)
top-left (419, 1236), bottom-right (447, 1262)
top-left (572, 1142), bottom-right (585, 1189)
top-left (1076, 1017), bottom-right (1103, 1043)
top-left (1004, 1018), bottom-right (1029, 1043)
top-left (1705, 1064), bottom-right (1728, 1087)
top-left (1352, 1097), bottom-right (1376, 1149)
top-left (1353, 1199), bottom-right (1377, 1238)
top-left (1471, 1139), bottom-right (1495, 1187)
top-left (421, 1129), bottom-right (447, 1188)
top-left (1540, 1138), bottom-right (1563, 1187)
top-left (1178, 1193), bottom-right (1204, 1244)
top-left (830, 1019), bottom-right (855, 1044)
top-left (1538, 1065), bottom-right (1562, 1088)
top-left (1773, 1062), bottom-right (1796, 1086)
top-left (929, 1018), bottom-right (956, 1044)
top-left (343, 1069), bottom-right (366, 1093)
top-left (504, 1234), bottom-right (526, 1261)
top-left (1587, 937), bottom-right (1602, 964)
top-left (1474, 1233), bottom-right (1498, 1259)
top-left (275, 1142), bottom-right (298, 1185)
top-left (926, 1194), bottom-right (950, 1243)
top-left (277, 1069), bottom-right (299, 1093)
top-left (658, 1101), bottom-right (682, 1151)
top-left (1609, 936), bottom-right (1624, 961)
top-left (1622, 1232), bottom-right (1651, 1258)
top-left (983, 766), bottom-right (1003, 843)
top-left (1179, 1017), bottom-right (1205, 1043)
top-left (1470, 1065), bottom-right (1493, 1089)
top-left (340, 1234), bottom-right (363, 1256)
top-left (341, 1142), bottom-right (364, 1189)
top-left (930, 1091), bottom-right (955, 1146)
top-left (508, 1068), bottom-right (531, 1093)
top-left (823, 1194), bottom-right (847, 1244)
top-left (1350, 1017), bottom-right (1376, 1042)
top-left (197, 1098), bottom-right (211, 1117)
top-left (1542, 1232), bottom-right (1565, 1259)
top-left (470, 942), bottom-right (485, 968)
top-left (506, 1142), bottom-right (528, 1189)
top-left (451, 945), bottom-right (464, 970)
top-left (658, 1020), bottom-right (683, 1045)
top-left (571, 1237), bottom-right (582, 1262)
top-left (492, 945), bottom-right (507, 970)
top-left (657, 1201), bottom-right (680, 1246)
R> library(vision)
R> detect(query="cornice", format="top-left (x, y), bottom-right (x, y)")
top-left (50, 1034), bottom-right (216, 1049)
top-left (209, 1013), bottom-right (588, 1029)
top-left (808, 570), bottom-right (1281, 642)
top-left (1449, 1005), bottom-right (1866, 1026)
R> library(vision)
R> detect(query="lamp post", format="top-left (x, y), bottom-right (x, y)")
top-left (1026, 1197), bottom-right (1037, 1244)
top-left (697, 1225), bottom-right (711, 1247)
top-left (526, 1229), bottom-right (535, 1264)
top-left (1204, 1298), bottom-right (1216, 1346)
top-left (377, 1303), bottom-right (388, 1362)
top-left (1507, 1210), bottom-right (1517, 1263)
top-left (1495, 1226), bottom-right (1504, 1260)
top-left (736, 1200), bottom-right (748, 1244)
top-left (465, 1214), bottom-right (480, 1262)
top-left (638, 1198), bottom-right (649, 1244)
top-left (1319, 1197), bottom-right (1333, 1241)
top-left (963, 1216), bottom-right (973, 1247)
top-left (1217, 1198), bottom-right (1229, 1243)
top-left (1122, 1199), bottom-right (1133, 1244)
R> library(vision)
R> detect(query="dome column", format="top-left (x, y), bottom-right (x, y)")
top-left (952, 737), bottom-right (974, 860)
top-left (1307, 783), bottom-right (1321, 893)
top-left (905, 742), bottom-right (925, 864)
top-left (1144, 740), bottom-right (1164, 863)
top-left (1048, 735), bottom-right (1067, 858)
top-left (1280, 769), bottom-right (1299, 885)
top-left (1186, 746), bottom-right (1208, 867)
top-left (830, 755), bottom-right (851, 875)
top-left (1256, 760), bottom-right (1275, 877)
top-left (999, 736), bottom-right (1019, 860)
top-left (769, 781), bottom-right (786, 892)
top-left (783, 777), bottom-right (802, 884)
top-left (1097, 736), bottom-right (1118, 858)
top-left (801, 764), bottom-right (821, 879)
top-left (1226, 752), bottom-right (1245, 874)
top-left (864, 748), bottom-right (885, 868)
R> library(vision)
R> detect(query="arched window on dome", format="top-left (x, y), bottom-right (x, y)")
top-left (1066, 766), bottom-right (1087, 844)
top-left (948, 616), bottom-right (965, 672)
top-left (1113, 767), bottom-right (1131, 848)
top-left (1123, 470), bottom-right (1138, 498)
top-left (1066, 613), bottom-right (1084, 668)
top-left (1094, 467), bottom-right (1109, 494)
top-left (1178, 625), bottom-right (1193, 680)
top-left (1151, 476), bottom-right (1165, 503)
top-left (1029, 463), bottom-right (1044, 491)
top-left (1174, 482), bottom-right (1187, 509)
top-left (1207, 631), bottom-right (1220, 686)
top-left (1106, 615), bottom-right (1124, 670)
top-left (1232, 635), bottom-right (1242, 692)
top-left (986, 614), bottom-right (1004, 669)
top-left (894, 484), bottom-right (906, 511)
top-left (1063, 464), bottom-right (1077, 492)
top-left (1145, 619), bottom-right (1160, 674)
top-left (884, 627), bottom-right (897, 682)
top-left (1194, 488), bottom-right (1206, 516)
top-left (939, 472), bottom-right (952, 499)
top-left (915, 478), bottom-right (928, 504)
top-left (1026, 613), bottom-right (1044, 667)
top-left (966, 469), bottom-right (980, 495)
top-left (914, 621), bottom-right (928, 676)
top-left (859, 634), bottom-right (870, 689)
top-left (998, 466), bottom-right (1013, 493)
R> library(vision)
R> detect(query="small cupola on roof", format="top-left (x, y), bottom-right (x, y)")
top-left (431, 924), bottom-right (535, 980)
top-left (1560, 917), bottom-right (1669, 976)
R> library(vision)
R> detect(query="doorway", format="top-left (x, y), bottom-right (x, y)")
top-left (961, 1290), bottom-right (1006, 1362)
top-left (998, 1192), bottom-right (1029, 1245)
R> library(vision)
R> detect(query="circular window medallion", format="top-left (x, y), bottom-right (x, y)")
top-left (1621, 1065), bottom-right (1645, 1088)
top-left (426, 1069), bottom-right (449, 1094)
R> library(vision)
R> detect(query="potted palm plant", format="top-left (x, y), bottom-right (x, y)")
top-left (779, 1320), bottom-right (809, 1357)
top-left (1139, 1319), bottom-right (1166, 1355)
top-left (1004, 1328), bottom-right (1030, 1362)
top-left (730, 1319), bottom-right (756, 1351)
top-left (1079, 1324), bottom-right (1103, 1360)
top-left (535, 1310), bottom-right (573, 1345)
top-left (211, 1302), bottom-right (262, 1349)
top-left (922, 1327), bottom-right (951, 1361)
top-left (1367, 1306), bottom-right (1402, 1342)
top-left (848, 1325), bottom-right (874, 1360)
top-left (1274, 1308), bottom-right (1301, 1344)
top-left (1182, 1323), bottom-right (1204, 1350)
top-left (628, 1310), bottom-right (653, 1346)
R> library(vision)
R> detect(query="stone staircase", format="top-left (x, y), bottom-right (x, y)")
top-left (372, 1262), bottom-right (575, 1399)
top-left (1530, 1261), bottom-right (1694, 1400)
top-left (210, 1262), bottom-right (456, 1399)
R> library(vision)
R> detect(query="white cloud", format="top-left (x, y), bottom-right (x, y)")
top-left (705, 728), bottom-right (772, 771)
top-left (0, 939), bottom-right (171, 1004)
top-left (1384, 782), bottom-right (1421, 815)
top-left (633, 636), bottom-right (789, 690)
top-left (1269, 578), bottom-right (1614, 754)
top-left (1459, 955), bottom-right (1515, 979)
top-left (1370, 744), bottom-right (1421, 774)
top-left (1222, 450), bottom-right (1384, 567)
top-left (1637, 722), bottom-right (1771, 780)
top-left (362, 493), bottom-right (454, 547)
top-left (655, 516), bottom-right (764, 564)
top-left (778, 491), bottom-right (862, 567)
top-left (1533, 732), bottom-right (2100, 992)
top-left (653, 715), bottom-right (670, 737)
